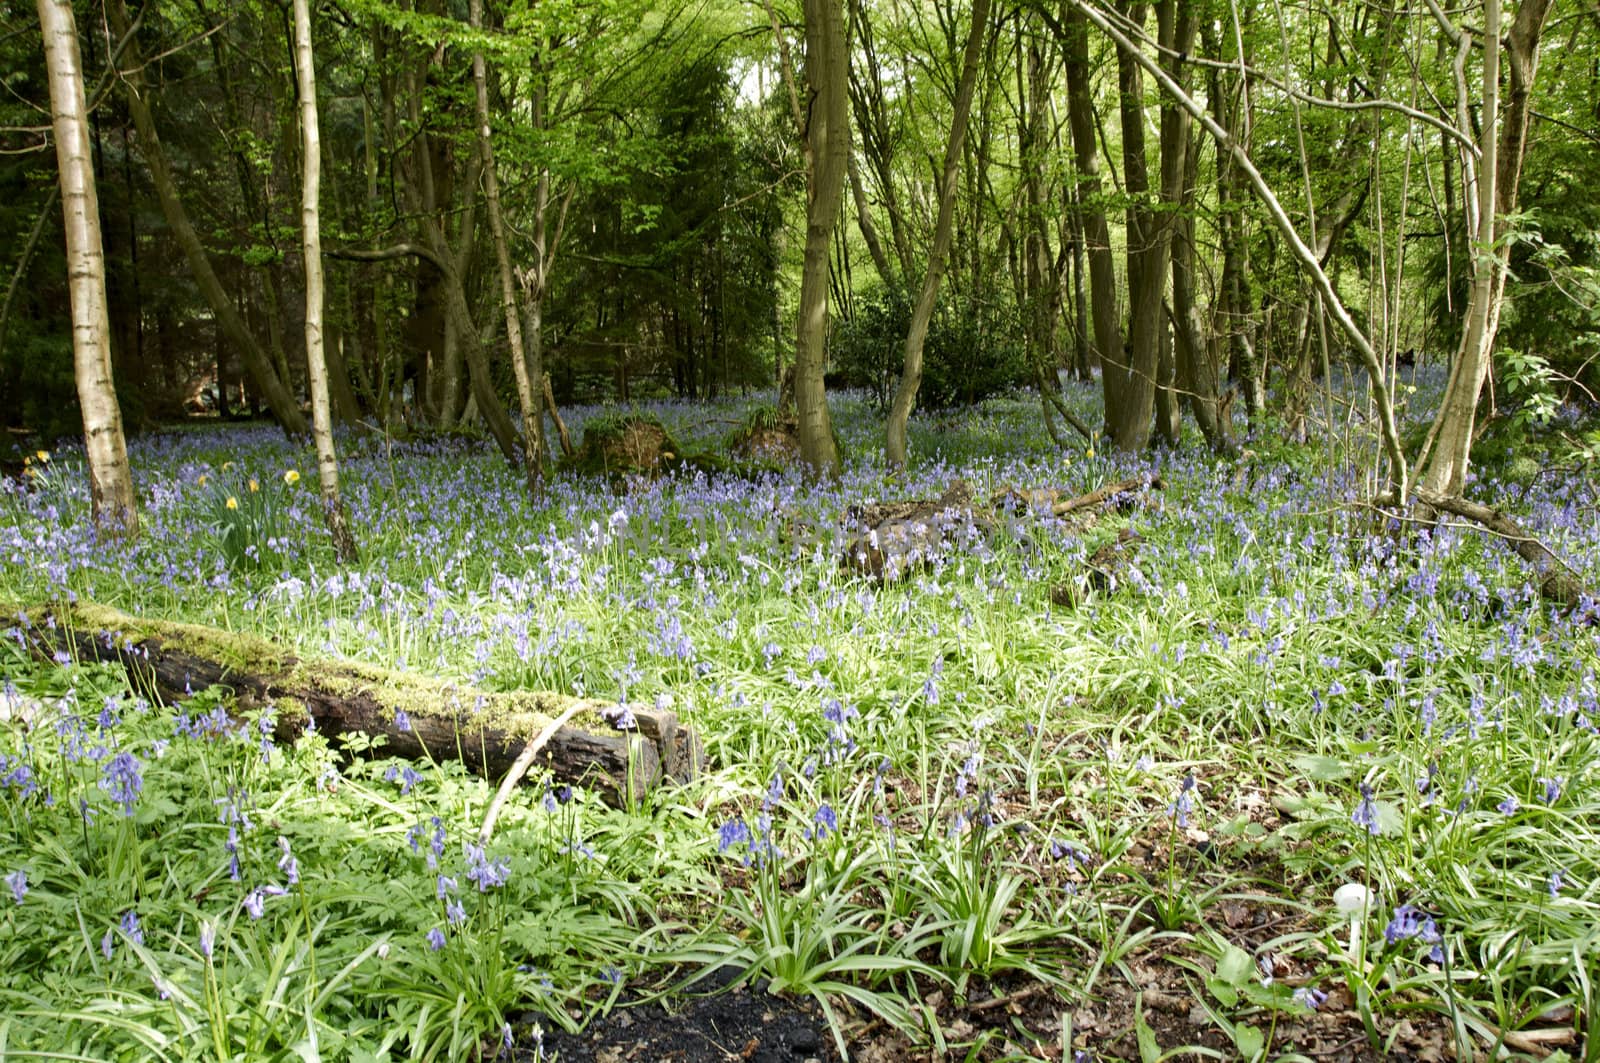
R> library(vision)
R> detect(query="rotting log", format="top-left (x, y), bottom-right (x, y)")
top-left (841, 480), bottom-right (991, 581)
top-left (1411, 488), bottom-right (1590, 610)
top-left (5, 599), bottom-right (703, 803)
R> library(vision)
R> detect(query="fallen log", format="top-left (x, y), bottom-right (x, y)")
top-left (5, 599), bottom-right (703, 803)
top-left (841, 480), bottom-right (990, 581)
top-left (1048, 473), bottom-right (1165, 518)
top-left (1412, 488), bottom-right (1589, 610)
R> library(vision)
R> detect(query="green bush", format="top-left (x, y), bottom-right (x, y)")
top-left (830, 287), bottom-right (1029, 409)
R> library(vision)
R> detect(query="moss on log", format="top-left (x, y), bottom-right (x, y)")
top-left (5, 599), bottom-right (703, 803)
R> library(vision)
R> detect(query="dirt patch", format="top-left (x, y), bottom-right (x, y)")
top-left (528, 977), bottom-right (832, 1062)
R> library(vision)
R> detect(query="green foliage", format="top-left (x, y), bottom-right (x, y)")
top-left (831, 287), bottom-right (1030, 409)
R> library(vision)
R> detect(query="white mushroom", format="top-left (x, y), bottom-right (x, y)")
top-left (1333, 882), bottom-right (1373, 960)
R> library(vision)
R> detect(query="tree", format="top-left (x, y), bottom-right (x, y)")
top-left (38, 0), bottom-right (137, 536)
top-left (884, 0), bottom-right (992, 468)
top-left (292, 0), bottom-right (356, 563)
top-left (794, 0), bottom-right (847, 474)
top-left (1416, 0), bottom-right (1554, 497)
top-left (471, 0), bottom-right (545, 494)
top-left (105, 0), bottom-right (307, 439)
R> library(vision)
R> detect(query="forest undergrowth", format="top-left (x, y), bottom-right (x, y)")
top-left (0, 376), bottom-right (1596, 1062)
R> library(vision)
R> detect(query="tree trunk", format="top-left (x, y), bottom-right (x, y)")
top-left (472, 0), bottom-right (543, 495)
top-left (884, 0), bottom-right (991, 468)
top-left (1060, 8), bottom-right (1123, 428)
top-left (1419, 0), bottom-right (1553, 497)
top-left (39, 0), bottom-right (138, 537)
top-left (105, 0), bottom-right (306, 438)
top-left (1055, 0), bottom-right (1409, 496)
top-left (292, 0), bottom-right (357, 564)
top-left (794, 0), bottom-right (848, 475)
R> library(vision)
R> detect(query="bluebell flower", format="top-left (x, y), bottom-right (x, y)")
top-left (1351, 783), bottom-right (1380, 835)
top-left (464, 843), bottom-right (511, 891)
top-left (276, 837), bottom-right (299, 886)
top-left (1169, 774), bottom-right (1196, 828)
top-left (1384, 904), bottom-right (1443, 962)
top-left (1497, 795), bottom-right (1519, 816)
top-left (394, 709), bottom-right (412, 733)
top-left (100, 751), bottom-right (143, 815)
top-left (717, 819), bottom-right (750, 854)
top-left (812, 803), bottom-right (838, 839)
top-left (1548, 869), bottom-right (1565, 897)
top-left (427, 926), bottom-right (447, 951)
top-left (120, 909), bottom-right (144, 946)
top-left (243, 884), bottom-right (287, 919)
top-left (199, 921), bottom-right (215, 960)
top-left (446, 898), bottom-right (466, 926)
top-left (5, 869), bottom-right (25, 904)
top-left (1539, 777), bottom-right (1563, 804)
top-left (101, 928), bottom-right (114, 959)
top-left (600, 965), bottom-right (623, 985)
top-left (1292, 985), bottom-right (1327, 1010)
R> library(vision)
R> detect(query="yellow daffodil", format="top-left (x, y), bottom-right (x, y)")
top-left (198, 474), bottom-right (208, 487)
top-left (248, 479), bottom-right (259, 493)
top-left (222, 462), bottom-right (235, 471)
top-left (225, 496), bottom-right (238, 510)
top-left (284, 470), bottom-right (301, 485)
top-left (35, 450), bottom-right (49, 462)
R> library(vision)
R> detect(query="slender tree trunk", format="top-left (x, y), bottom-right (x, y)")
top-left (1060, 8), bottom-right (1123, 429)
top-left (885, 0), bottom-right (991, 468)
top-left (39, 0), bottom-right (137, 537)
top-left (471, 0), bottom-right (543, 494)
top-left (292, 0), bottom-right (356, 563)
top-left (1054, 0), bottom-right (1409, 495)
top-left (1419, 0), bottom-right (1552, 496)
top-left (104, 0), bottom-right (305, 438)
top-left (794, 0), bottom-right (847, 474)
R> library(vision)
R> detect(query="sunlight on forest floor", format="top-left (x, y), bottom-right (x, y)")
top-left (0, 378), bottom-right (1596, 1061)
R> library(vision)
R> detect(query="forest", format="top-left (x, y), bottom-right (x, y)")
top-left (1, 0), bottom-right (1598, 1058)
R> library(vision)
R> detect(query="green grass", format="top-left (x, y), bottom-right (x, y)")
top-left (0, 387), bottom-right (1595, 1060)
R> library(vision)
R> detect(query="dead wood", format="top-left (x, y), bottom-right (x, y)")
top-left (1048, 474), bottom-right (1165, 517)
top-left (6, 600), bottom-right (702, 804)
top-left (842, 480), bottom-right (991, 581)
top-left (1412, 487), bottom-right (1589, 609)
top-left (1051, 528), bottom-right (1147, 607)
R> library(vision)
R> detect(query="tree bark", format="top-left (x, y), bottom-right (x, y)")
top-left (1418, 0), bottom-right (1554, 497)
top-left (1060, 8), bottom-right (1123, 428)
top-left (1054, 0), bottom-right (1409, 497)
top-left (794, 0), bottom-right (848, 475)
top-left (39, 0), bottom-right (138, 538)
top-left (104, 0), bottom-right (306, 438)
top-left (472, 0), bottom-right (544, 495)
top-left (884, 0), bottom-right (991, 468)
top-left (292, 0), bottom-right (357, 564)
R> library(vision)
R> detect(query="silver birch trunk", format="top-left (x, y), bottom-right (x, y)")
top-left (1419, 0), bottom-right (1551, 497)
top-left (39, 0), bottom-right (138, 537)
top-left (292, 0), bottom-right (356, 562)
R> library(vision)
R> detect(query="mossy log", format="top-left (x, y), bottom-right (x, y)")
top-left (6, 600), bottom-right (703, 804)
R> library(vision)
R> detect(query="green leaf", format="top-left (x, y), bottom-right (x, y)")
top-left (1216, 944), bottom-right (1255, 987)
top-left (1135, 1002), bottom-right (1162, 1063)
top-left (1206, 976), bottom-right (1239, 1007)
top-left (1291, 754), bottom-right (1348, 782)
top-left (1233, 1023), bottom-right (1264, 1059)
